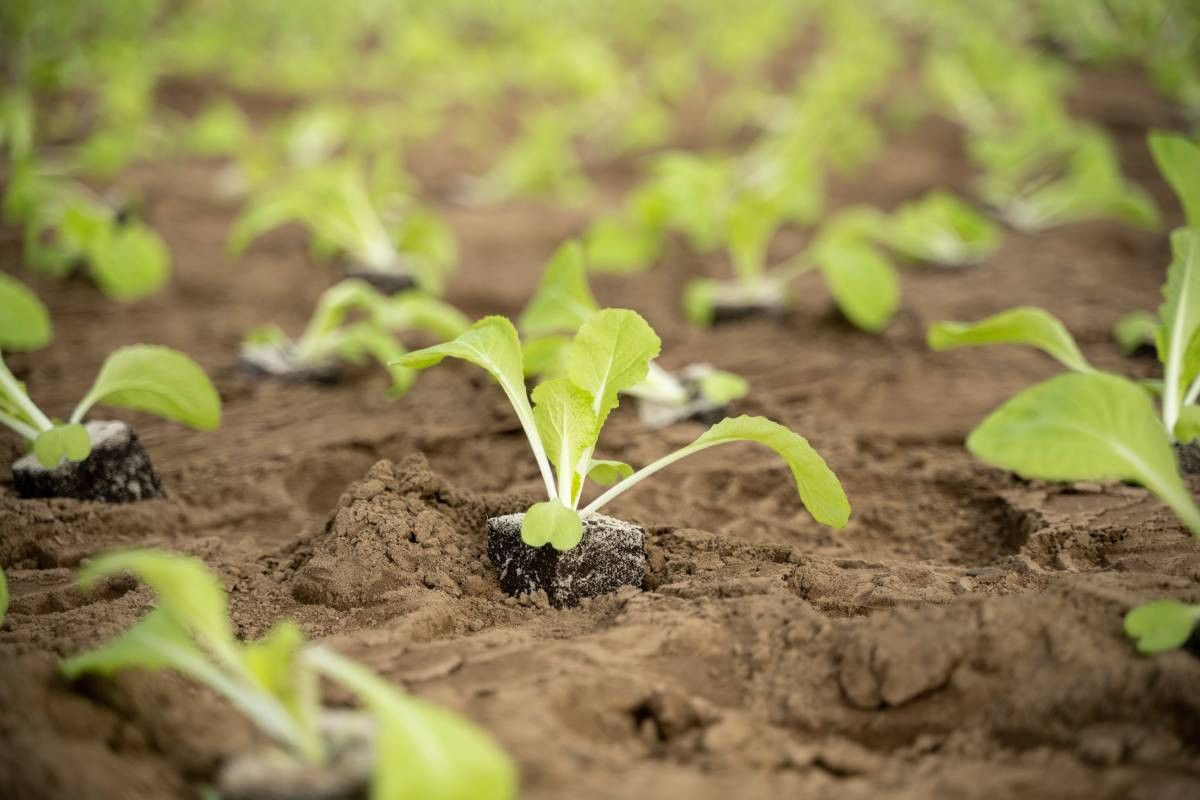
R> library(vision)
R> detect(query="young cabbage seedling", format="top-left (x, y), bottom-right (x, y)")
top-left (231, 159), bottom-right (456, 295)
top-left (464, 110), bottom-right (590, 206)
top-left (927, 235), bottom-right (1200, 535)
top-left (684, 205), bottom-right (900, 333)
top-left (6, 159), bottom-right (170, 301)
top-left (0, 284), bottom-right (220, 501)
top-left (1125, 600), bottom-right (1200, 655)
top-left (519, 241), bottom-right (747, 428)
top-left (240, 278), bottom-right (469, 394)
top-left (395, 308), bottom-right (849, 606)
top-left (883, 191), bottom-right (1001, 267)
top-left (62, 549), bottom-right (516, 800)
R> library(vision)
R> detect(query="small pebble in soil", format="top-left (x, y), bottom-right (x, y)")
top-left (486, 512), bottom-right (646, 608)
top-left (11, 420), bottom-right (164, 503)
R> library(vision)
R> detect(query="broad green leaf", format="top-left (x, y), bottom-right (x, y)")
top-left (583, 415), bottom-right (850, 529)
top-left (1149, 132), bottom-right (1200, 228)
top-left (928, 307), bottom-right (1093, 373)
top-left (815, 242), bottom-right (899, 333)
top-left (1113, 310), bottom-right (1160, 356)
top-left (521, 500), bottom-right (584, 550)
top-left (968, 372), bottom-right (1200, 536)
top-left (307, 646), bottom-right (517, 800)
top-left (88, 222), bottom-right (170, 302)
top-left (1124, 600), bottom-right (1200, 654)
top-left (301, 279), bottom-right (389, 344)
top-left (395, 316), bottom-right (556, 499)
top-left (33, 423), bottom-right (91, 468)
top-left (518, 242), bottom-right (598, 338)
top-left (0, 273), bottom-right (52, 351)
top-left (1176, 406), bottom-right (1200, 444)
top-left (0, 568), bottom-right (7, 624)
top-left (566, 309), bottom-right (661, 425)
top-left (532, 378), bottom-right (598, 499)
top-left (1159, 229), bottom-right (1200, 432)
top-left (587, 459), bottom-right (633, 485)
top-left (77, 549), bottom-right (239, 665)
top-left (240, 621), bottom-right (306, 697)
top-left (697, 370), bottom-right (749, 404)
top-left (73, 345), bottom-right (221, 429)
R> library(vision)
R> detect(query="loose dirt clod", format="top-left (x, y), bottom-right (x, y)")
top-left (486, 512), bottom-right (646, 607)
top-left (11, 421), bottom-right (164, 503)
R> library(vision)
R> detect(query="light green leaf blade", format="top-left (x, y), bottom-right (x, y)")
top-left (583, 415), bottom-right (850, 529)
top-left (0, 273), bottom-right (52, 352)
top-left (518, 241), bottom-right (598, 338)
top-left (521, 500), bottom-right (584, 551)
top-left (73, 345), bottom-right (220, 429)
top-left (308, 646), bottom-right (518, 800)
top-left (532, 378), bottom-right (598, 499)
top-left (521, 336), bottom-right (569, 379)
top-left (682, 280), bottom-right (718, 327)
top-left (587, 459), bottom-right (634, 485)
top-left (928, 306), bottom-right (1092, 373)
top-left (60, 607), bottom-right (200, 678)
top-left (89, 223), bottom-right (171, 302)
top-left (968, 372), bottom-right (1200, 536)
top-left (815, 243), bottom-right (898, 333)
top-left (1159, 229), bottom-right (1200, 431)
top-left (1113, 310), bottom-right (1160, 356)
top-left (334, 323), bottom-right (414, 397)
top-left (566, 308), bottom-right (661, 425)
top-left (240, 621), bottom-right (306, 697)
top-left (33, 423), bottom-right (91, 468)
top-left (698, 370), bottom-right (749, 404)
top-left (1124, 600), bottom-right (1200, 654)
top-left (77, 549), bottom-right (238, 664)
top-left (1174, 406), bottom-right (1200, 444)
top-left (1149, 132), bottom-right (1200, 228)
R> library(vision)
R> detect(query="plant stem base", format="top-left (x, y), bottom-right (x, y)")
top-left (1176, 442), bottom-right (1200, 475)
top-left (238, 343), bottom-right (342, 385)
top-left (487, 512), bottom-right (646, 608)
top-left (343, 269), bottom-right (416, 295)
top-left (11, 421), bottom-right (163, 503)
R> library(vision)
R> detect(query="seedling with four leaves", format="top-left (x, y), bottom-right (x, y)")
top-left (395, 307), bottom-right (850, 606)
top-left (62, 549), bottom-right (515, 800)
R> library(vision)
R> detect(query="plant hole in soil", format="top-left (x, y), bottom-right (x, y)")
top-left (486, 512), bottom-right (646, 608)
top-left (11, 420), bottom-right (164, 503)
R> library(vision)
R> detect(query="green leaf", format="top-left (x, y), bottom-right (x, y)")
top-left (886, 191), bottom-right (999, 267)
top-left (0, 568), bottom-right (8, 624)
top-left (521, 336), bottom-right (569, 379)
top-left (582, 415), bottom-right (850, 529)
top-left (332, 323), bottom-right (414, 397)
top-left (697, 370), bottom-right (749, 404)
top-left (73, 345), bottom-right (221, 430)
top-left (968, 372), bottom-right (1200, 536)
top-left (518, 241), bottom-right (598, 338)
top-left (378, 293), bottom-right (470, 341)
top-left (727, 194), bottom-right (780, 283)
top-left (1159, 229), bottom-right (1200, 433)
top-left (587, 459), bottom-right (634, 485)
top-left (396, 316), bottom-right (556, 499)
top-left (566, 309), bottom-right (661, 426)
top-left (521, 500), bottom-right (584, 551)
top-left (1148, 132), bottom-right (1200, 228)
top-left (307, 646), bottom-right (517, 800)
top-left (584, 215), bottom-right (660, 275)
top-left (32, 423), bottom-right (91, 468)
top-left (815, 242), bottom-right (899, 333)
top-left (88, 222), bottom-right (171, 302)
top-left (532, 378), bottom-right (598, 500)
top-left (1175, 406), bottom-right (1200, 444)
top-left (928, 306), bottom-right (1093, 373)
top-left (76, 549), bottom-right (239, 664)
top-left (1124, 600), bottom-right (1200, 654)
top-left (1113, 310), bottom-right (1160, 356)
top-left (682, 280), bottom-right (717, 327)
top-left (0, 273), bottom-right (52, 351)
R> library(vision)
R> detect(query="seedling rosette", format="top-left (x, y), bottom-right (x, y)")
top-left (0, 276), bottom-right (220, 501)
top-left (519, 241), bottom-right (748, 428)
top-left (239, 278), bottom-right (469, 393)
top-left (62, 549), bottom-right (516, 800)
top-left (394, 307), bottom-right (849, 606)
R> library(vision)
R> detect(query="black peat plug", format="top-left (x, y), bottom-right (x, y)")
top-left (12, 421), bottom-right (164, 502)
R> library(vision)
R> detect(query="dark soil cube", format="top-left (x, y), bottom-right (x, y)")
top-left (1176, 442), bottom-right (1200, 475)
top-left (711, 299), bottom-right (789, 326)
top-left (343, 270), bottom-right (417, 295)
top-left (238, 343), bottom-right (341, 385)
top-left (12, 421), bottom-right (163, 503)
top-left (217, 712), bottom-right (374, 800)
top-left (487, 512), bottom-right (646, 608)
top-left (636, 365), bottom-right (732, 429)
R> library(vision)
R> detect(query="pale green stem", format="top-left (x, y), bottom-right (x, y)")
top-left (0, 409), bottom-right (39, 441)
top-left (0, 357), bottom-right (53, 433)
top-left (582, 438), bottom-right (725, 515)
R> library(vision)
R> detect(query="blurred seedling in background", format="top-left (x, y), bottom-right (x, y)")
top-left (395, 307), bottom-right (849, 605)
top-left (0, 275), bottom-right (219, 501)
top-left (1125, 600), bottom-right (1200, 655)
top-left (240, 278), bottom-right (469, 394)
top-left (519, 242), bottom-right (747, 429)
top-left (62, 549), bottom-right (516, 800)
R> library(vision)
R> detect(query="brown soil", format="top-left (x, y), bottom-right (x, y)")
top-left (3, 65), bottom-right (1200, 800)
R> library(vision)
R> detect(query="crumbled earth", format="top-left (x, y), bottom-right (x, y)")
top-left (2, 66), bottom-right (1200, 799)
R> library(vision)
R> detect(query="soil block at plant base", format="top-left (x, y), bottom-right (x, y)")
top-left (637, 365), bottom-right (731, 429)
top-left (343, 269), bottom-right (416, 296)
top-left (710, 298), bottom-right (789, 326)
top-left (1176, 442), bottom-right (1200, 475)
top-left (11, 420), bottom-right (164, 503)
top-left (217, 712), bottom-right (374, 800)
top-left (487, 512), bottom-right (646, 608)
top-left (238, 343), bottom-right (342, 385)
